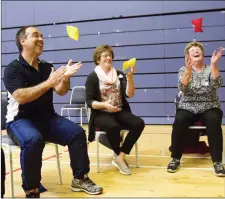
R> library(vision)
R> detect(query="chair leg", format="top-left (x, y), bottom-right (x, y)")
top-left (85, 107), bottom-right (89, 122)
top-left (96, 136), bottom-right (100, 173)
top-left (80, 108), bottom-right (83, 126)
top-left (67, 110), bottom-right (71, 120)
top-left (87, 108), bottom-right (91, 122)
top-left (55, 144), bottom-right (62, 185)
top-left (223, 145), bottom-right (225, 164)
top-left (161, 148), bottom-right (166, 156)
top-left (135, 142), bottom-right (139, 168)
top-left (180, 157), bottom-right (184, 164)
top-left (120, 131), bottom-right (125, 146)
top-left (60, 108), bottom-right (64, 117)
top-left (8, 146), bottom-right (14, 198)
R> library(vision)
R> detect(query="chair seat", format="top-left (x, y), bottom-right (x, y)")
top-left (189, 121), bottom-right (206, 129)
top-left (189, 126), bottom-right (206, 129)
top-left (95, 128), bottom-right (128, 132)
top-left (95, 128), bottom-right (128, 138)
top-left (2, 135), bottom-right (18, 146)
top-left (61, 104), bottom-right (85, 109)
top-left (193, 121), bottom-right (204, 126)
top-left (1, 135), bottom-right (57, 146)
top-left (95, 128), bottom-right (129, 150)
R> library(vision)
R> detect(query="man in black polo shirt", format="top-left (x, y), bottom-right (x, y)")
top-left (3, 26), bottom-right (103, 198)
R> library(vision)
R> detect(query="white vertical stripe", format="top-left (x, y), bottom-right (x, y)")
top-left (6, 91), bottom-right (19, 123)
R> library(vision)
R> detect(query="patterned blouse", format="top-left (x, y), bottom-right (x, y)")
top-left (178, 65), bottom-right (223, 114)
top-left (99, 77), bottom-right (123, 112)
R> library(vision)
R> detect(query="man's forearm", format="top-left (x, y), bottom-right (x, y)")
top-left (13, 81), bottom-right (52, 104)
top-left (126, 78), bottom-right (135, 97)
top-left (54, 77), bottom-right (70, 96)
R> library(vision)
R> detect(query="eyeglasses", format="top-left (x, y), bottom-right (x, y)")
top-left (100, 54), bottom-right (112, 58)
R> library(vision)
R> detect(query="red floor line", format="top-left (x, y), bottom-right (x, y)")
top-left (5, 149), bottom-right (69, 176)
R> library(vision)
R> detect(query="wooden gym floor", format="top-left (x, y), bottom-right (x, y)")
top-left (2, 125), bottom-right (225, 197)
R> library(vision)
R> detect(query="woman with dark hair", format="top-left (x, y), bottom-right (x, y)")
top-left (85, 45), bottom-right (145, 175)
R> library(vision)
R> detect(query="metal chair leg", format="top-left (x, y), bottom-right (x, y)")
top-left (87, 108), bottom-right (91, 122)
top-left (67, 110), bottom-right (71, 120)
top-left (135, 142), bottom-right (139, 168)
top-left (55, 144), bottom-right (62, 185)
top-left (80, 108), bottom-right (83, 126)
top-left (85, 107), bottom-right (89, 122)
top-left (120, 131), bottom-right (125, 146)
top-left (161, 148), bottom-right (166, 156)
top-left (223, 130), bottom-right (225, 164)
top-left (96, 134), bottom-right (100, 173)
top-left (223, 140), bottom-right (225, 164)
top-left (180, 157), bottom-right (184, 164)
top-left (8, 146), bottom-right (14, 198)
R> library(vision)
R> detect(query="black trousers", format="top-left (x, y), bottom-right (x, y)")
top-left (94, 110), bottom-right (145, 155)
top-left (1, 148), bottom-right (6, 198)
top-left (171, 108), bottom-right (223, 162)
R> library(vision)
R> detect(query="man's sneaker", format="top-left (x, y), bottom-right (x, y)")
top-left (213, 162), bottom-right (225, 177)
top-left (71, 174), bottom-right (103, 195)
top-left (167, 159), bottom-right (180, 173)
top-left (112, 159), bottom-right (131, 175)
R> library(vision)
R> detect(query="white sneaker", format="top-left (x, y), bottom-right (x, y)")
top-left (112, 159), bottom-right (131, 175)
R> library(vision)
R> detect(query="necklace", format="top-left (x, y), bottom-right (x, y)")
top-left (193, 65), bottom-right (205, 73)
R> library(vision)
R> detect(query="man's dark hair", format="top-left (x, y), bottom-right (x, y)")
top-left (16, 26), bottom-right (36, 52)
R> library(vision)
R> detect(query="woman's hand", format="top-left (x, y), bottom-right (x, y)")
top-left (185, 54), bottom-right (193, 71)
top-left (126, 67), bottom-right (136, 81)
top-left (211, 47), bottom-right (223, 66)
top-left (104, 102), bottom-right (121, 112)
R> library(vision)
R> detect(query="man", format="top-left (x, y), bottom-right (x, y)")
top-left (3, 26), bottom-right (103, 198)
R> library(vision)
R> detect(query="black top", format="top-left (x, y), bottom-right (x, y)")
top-left (85, 70), bottom-right (131, 142)
top-left (3, 54), bottom-right (55, 122)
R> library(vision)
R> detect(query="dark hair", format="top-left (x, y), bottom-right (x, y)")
top-left (93, 45), bottom-right (114, 65)
top-left (15, 26), bottom-right (36, 52)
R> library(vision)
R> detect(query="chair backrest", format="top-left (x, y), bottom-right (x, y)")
top-left (1, 92), bottom-right (8, 130)
top-left (70, 86), bottom-right (86, 104)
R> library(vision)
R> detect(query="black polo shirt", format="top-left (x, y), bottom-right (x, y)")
top-left (3, 54), bottom-right (55, 123)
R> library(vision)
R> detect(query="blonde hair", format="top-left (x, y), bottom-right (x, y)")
top-left (184, 41), bottom-right (204, 55)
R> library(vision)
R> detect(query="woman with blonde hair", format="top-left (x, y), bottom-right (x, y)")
top-left (167, 41), bottom-right (224, 176)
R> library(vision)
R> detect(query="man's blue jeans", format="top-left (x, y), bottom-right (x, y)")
top-left (6, 114), bottom-right (90, 191)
